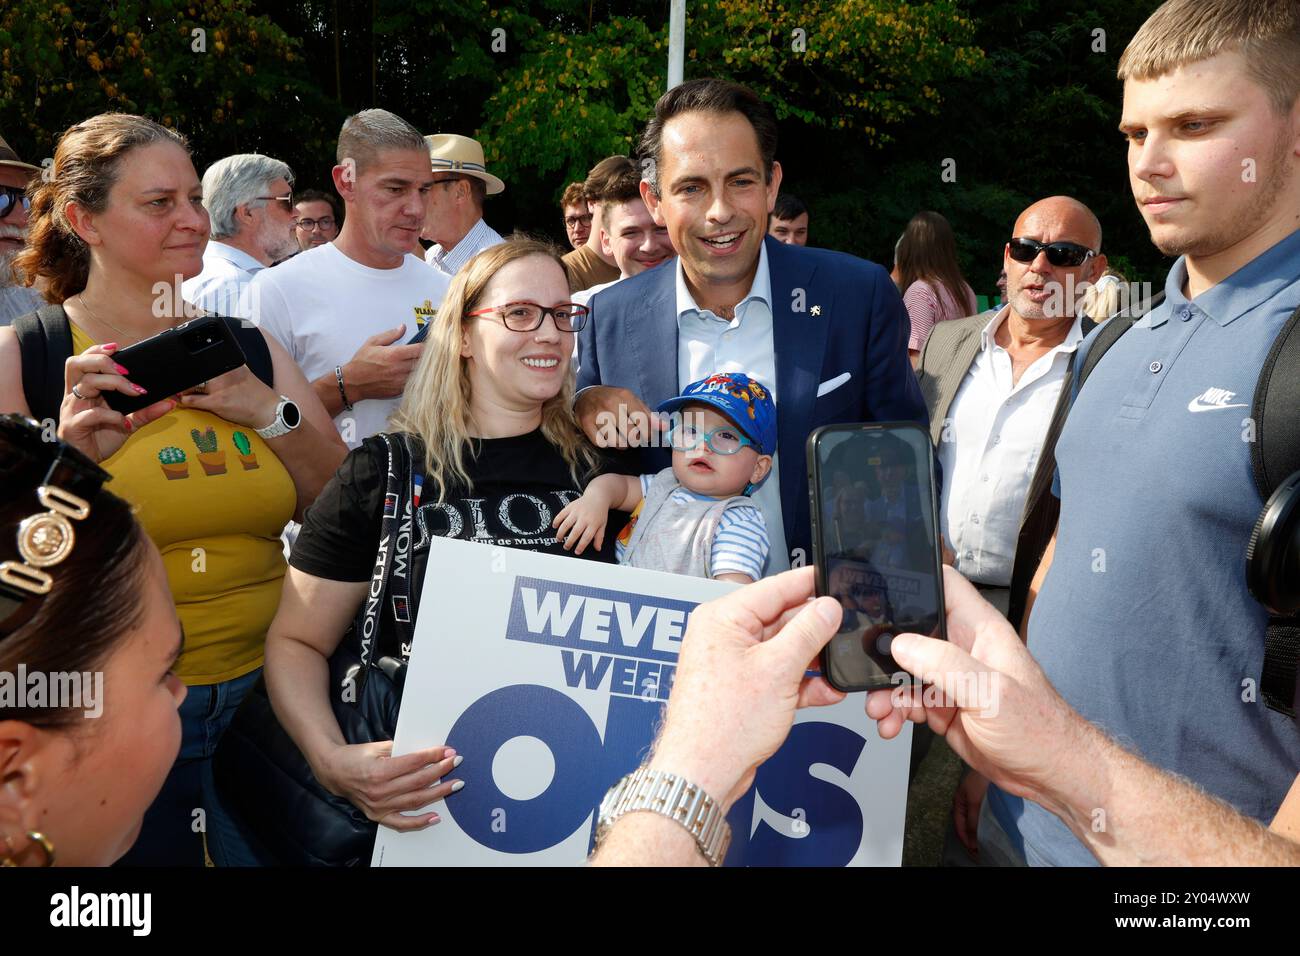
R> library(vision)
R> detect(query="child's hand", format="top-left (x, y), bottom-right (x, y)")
top-left (553, 496), bottom-right (610, 555)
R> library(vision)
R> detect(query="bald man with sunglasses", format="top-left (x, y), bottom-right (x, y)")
top-left (913, 195), bottom-right (1110, 863)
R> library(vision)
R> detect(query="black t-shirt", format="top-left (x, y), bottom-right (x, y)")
top-left (291, 430), bottom-right (631, 625)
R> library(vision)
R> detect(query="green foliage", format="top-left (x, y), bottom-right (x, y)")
top-left (0, 0), bottom-right (332, 171)
top-left (474, 0), bottom-right (983, 195)
top-left (232, 430), bottom-right (251, 455)
top-left (158, 445), bottom-right (186, 464)
top-left (190, 426), bottom-right (217, 454)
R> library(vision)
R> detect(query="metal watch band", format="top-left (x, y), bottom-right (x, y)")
top-left (255, 396), bottom-right (299, 440)
top-left (596, 766), bottom-right (731, 866)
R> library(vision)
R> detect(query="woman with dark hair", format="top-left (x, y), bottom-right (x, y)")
top-left (0, 113), bottom-right (346, 865)
top-left (0, 415), bottom-right (186, 866)
top-left (894, 211), bottom-right (978, 360)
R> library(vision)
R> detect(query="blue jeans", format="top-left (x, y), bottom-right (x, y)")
top-left (117, 667), bottom-right (267, 867)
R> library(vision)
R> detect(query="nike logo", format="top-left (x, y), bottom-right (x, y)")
top-left (1187, 387), bottom-right (1248, 413)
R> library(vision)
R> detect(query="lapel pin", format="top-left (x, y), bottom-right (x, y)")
top-left (810, 305), bottom-right (821, 316)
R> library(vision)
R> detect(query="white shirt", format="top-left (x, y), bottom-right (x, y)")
top-left (181, 240), bottom-right (264, 319)
top-left (572, 276), bottom-right (622, 307)
top-left (674, 242), bottom-right (790, 574)
top-left (250, 243), bottom-right (451, 447)
top-left (424, 218), bottom-right (504, 276)
top-left (938, 306), bottom-right (1085, 586)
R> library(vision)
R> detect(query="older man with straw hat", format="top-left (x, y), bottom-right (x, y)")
top-left (421, 133), bottom-right (506, 276)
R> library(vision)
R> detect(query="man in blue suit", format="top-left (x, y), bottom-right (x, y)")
top-left (576, 78), bottom-right (928, 573)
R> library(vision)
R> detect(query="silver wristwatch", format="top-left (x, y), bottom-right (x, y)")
top-left (596, 766), bottom-right (731, 866)
top-left (255, 396), bottom-right (302, 440)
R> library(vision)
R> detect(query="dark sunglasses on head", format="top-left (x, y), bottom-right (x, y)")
top-left (1007, 237), bottom-right (1096, 268)
top-left (0, 185), bottom-right (30, 220)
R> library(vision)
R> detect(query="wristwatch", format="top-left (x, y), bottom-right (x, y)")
top-left (595, 766), bottom-right (731, 866)
top-left (255, 396), bottom-right (302, 440)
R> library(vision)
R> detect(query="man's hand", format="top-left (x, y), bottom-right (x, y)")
top-left (952, 769), bottom-right (989, 857)
top-left (648, 566), bottom-right (846, 812)
top-left (575, 385), bottom-right (667, 448)
top-left (865, 565), bottom-right (1085, 811)
top-left (342, 325), bottom-right (424, 402)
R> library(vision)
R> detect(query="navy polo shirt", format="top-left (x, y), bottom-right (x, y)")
top-left (989, 228), bottom-right (1300, 866)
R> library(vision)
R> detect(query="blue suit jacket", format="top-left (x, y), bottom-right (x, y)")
top-left (576, 235), bottom-right (930, 566)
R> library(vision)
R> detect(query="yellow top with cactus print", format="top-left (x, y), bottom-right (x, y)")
top-left (71, 324), bottom-right (296, 685)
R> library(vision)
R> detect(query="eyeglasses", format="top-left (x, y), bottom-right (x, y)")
top-left (667, 421), bottom-right (756, 456)
top-left (564, 213), bottom-right (593, 229)
top-left (295, 216), bottom-right (335, 231)
top-left (1007, 237), bottom-right (1096, 268)
top-left (0, 185), bottom-right (30, 220)
top-left (255, 193), bottom-right (294, 211)
top-left (466, 301), bottom-right (590, 333)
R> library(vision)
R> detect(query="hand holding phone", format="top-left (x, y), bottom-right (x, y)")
top-left (101, 316), bottom-right (248, 415)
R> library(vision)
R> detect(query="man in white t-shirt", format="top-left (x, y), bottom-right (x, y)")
top-left (572, 164), bottom-right (675, 307)
top-left (181, 153), bottom-right (299, 319)
top-left (250, 109), bottom-right (450, 447)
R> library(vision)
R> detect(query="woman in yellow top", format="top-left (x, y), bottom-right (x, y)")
top-left (0, 114), bottom-right (347, 865)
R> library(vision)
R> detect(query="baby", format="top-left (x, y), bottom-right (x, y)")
top-left (554, 372), bottom-right (775, 583)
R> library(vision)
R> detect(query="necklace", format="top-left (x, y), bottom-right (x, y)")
top-left (74, 293), bottom-right (134, 342)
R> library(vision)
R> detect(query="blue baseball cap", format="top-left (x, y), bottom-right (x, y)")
top-left (657, 372), bottom-right (777, 455)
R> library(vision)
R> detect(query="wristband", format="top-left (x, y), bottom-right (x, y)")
top-left (335, 365), bottom-right (353, 411)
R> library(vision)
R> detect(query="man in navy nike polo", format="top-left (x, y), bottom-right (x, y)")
top-left (989, 0), bottom-right (1300, 866)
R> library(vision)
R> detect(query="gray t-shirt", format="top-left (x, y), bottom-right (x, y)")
top-left (0, 281), bottom-right (43, 327)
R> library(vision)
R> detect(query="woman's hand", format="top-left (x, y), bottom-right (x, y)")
top-left (177, 364), bottom-right (281, 430)
top-left (58, 343), bottom-right (176, 462)
top-left (553, 494), bottom-right (610, 554)
top-left (313, 740), bottom-right (464, 831)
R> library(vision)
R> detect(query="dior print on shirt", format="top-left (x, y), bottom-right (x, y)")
top-left (413, 490), bottom-right (582, 550)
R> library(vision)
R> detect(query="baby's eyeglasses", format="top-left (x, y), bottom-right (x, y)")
top-left (667, 422), bottom-right (756, 456)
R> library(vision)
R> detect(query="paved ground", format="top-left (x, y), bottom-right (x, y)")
top-left (902, 731), bottom-right (964, 867)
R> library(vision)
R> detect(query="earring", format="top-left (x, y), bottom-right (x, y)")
top-left (0, 830), bottom-right (55, 867)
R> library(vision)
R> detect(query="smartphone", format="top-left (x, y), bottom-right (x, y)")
top-left (103, 316), bottom-right (248, 415)
top-left (408, 321), bottom-right (431, 344)
top-left (807, 422), bottom-right (947, 692)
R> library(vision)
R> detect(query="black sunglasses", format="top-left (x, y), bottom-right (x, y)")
top-left (0, 415), bottom-right (111, 638)
top-left (0, 184), bottom-right (30, 220)
top-left (1008, 237), bottom-right (1096, 268)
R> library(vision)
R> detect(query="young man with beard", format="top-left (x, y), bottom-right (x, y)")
top-left (989, 0), bottom-right (1300, 867)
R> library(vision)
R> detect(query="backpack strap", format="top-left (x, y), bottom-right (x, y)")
top-left (221, 316), bottom-right (275, 390)
top-left (1250, 305), bottom-right (1300, 499)
top-left (1251, 305), bottom-right (1300, 717)
top-left (11, 304), bottom-right (73, 425)
top-left (12, 307), bottom-right (275, 420)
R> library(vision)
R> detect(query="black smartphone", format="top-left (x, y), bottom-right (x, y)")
top-left (408, 321), bottom-right (431, 344)
top-left (807, 422), bottom-right (947, 692)
top-left (103, 316), bottom-right (248, 415)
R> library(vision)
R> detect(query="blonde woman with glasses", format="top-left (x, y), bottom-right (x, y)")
top-left (250, 238), bottom-right (634, 855)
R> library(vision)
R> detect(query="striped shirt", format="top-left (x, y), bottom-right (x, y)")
top-left (615, 473), bottom-right (771, 581)
top-left (425, 218), bottom-right (505, 276)
top-left (903, 278), bottom-right (978, 352)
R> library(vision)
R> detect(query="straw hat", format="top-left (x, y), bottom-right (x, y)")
top-left (424, 134), bottom-right (504, 195)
